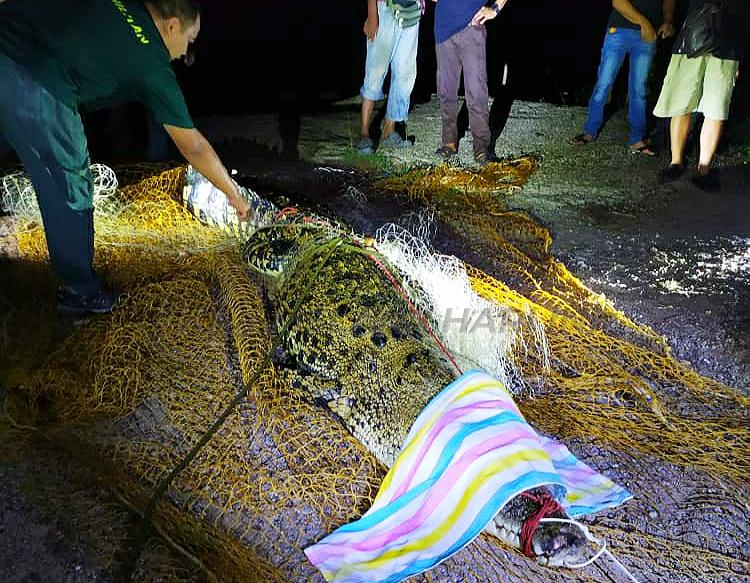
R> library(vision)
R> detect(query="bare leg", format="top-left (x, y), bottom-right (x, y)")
top-left (360, 98), bottom-right (376, 138)
top-left (697, 118), bottom-right (723, 175)
top-left (381, 118), bottom-right (396, 139)
top-left (669, 113), bottom-right (691, 166)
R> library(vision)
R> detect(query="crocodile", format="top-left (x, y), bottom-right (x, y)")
top-left (242, 221), bottom-right (588, 568)
top-left (180, 167), bottom-right (587, 566)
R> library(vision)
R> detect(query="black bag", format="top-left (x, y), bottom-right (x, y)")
top-left (674, 0), bottom-right (726, 58)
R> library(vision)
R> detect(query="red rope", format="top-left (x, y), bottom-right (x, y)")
top-left (366, 253), bottom-right (463, 375)
top-left (519, 490), bottom-right (564, 557)
top-left (273, 207), bottom-right (337, 230)
top-left (274, 206), bottom-right (299, 221)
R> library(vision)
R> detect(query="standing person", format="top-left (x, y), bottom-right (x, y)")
top-left (456, 0), bottom-right (517, 157)
top-left (357, 0), bottom-right (423, 155)
top-left (569, 0), bottom-right (676, 156)
top-left (654, 0), bottom-right (749, 191)
top-left (433, 0), bottom-right (508, 165)
top-left (0, 0), bottom-right (251, 316)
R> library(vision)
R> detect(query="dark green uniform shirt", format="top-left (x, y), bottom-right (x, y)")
top-left (0, 0), bottom-right (194, 128)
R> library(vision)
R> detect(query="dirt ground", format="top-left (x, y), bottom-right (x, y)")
top-left (0, 96), bottom-right (748, 581)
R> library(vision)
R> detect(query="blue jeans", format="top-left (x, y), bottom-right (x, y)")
top-left (583, 28), bottom-right (656, 145)
top-left (0, 52), bottom-right (100, 295)
top-left (360, 2), bottom-right (420, 122)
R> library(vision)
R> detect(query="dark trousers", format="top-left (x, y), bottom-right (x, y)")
top-left (436, 25), bottom-right (491, 156)
top-left (459, 60), bottom-right (514, 153)
top-left (0, 53), bottom-right (99, 295)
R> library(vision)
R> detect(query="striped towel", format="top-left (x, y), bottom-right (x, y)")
top-left (304, 369), bottom-right (631, 583)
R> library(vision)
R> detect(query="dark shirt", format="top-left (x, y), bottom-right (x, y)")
top-left (674, 0), bottom-right (750, 60)
top-left (435, 0), bottom-right (487, 44)
top-left (607, 0), bottom-right (664, 30)
top-left (0, 0), bottom-right (194, 128)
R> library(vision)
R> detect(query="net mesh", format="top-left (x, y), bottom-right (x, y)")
top-left (1, 159), bottom-right (748, 582)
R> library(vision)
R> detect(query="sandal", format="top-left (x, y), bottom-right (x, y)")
top-left (629, 142), bottom-right (658, 157)
top-left (569, 133), bottom-right (596, 146)
top-left (356, 137), bottom-right (374, 155)
top-left (475, 150), bottom-right (501, 166)
top-left (435, 144), bottom-right (457, 159)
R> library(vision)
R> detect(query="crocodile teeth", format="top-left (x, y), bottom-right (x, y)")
top-left (484, 521), bottom-right (499, 537)
top-left (537, 555), bottom-right (549, 566)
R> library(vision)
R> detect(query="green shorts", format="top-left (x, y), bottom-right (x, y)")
top-left (653, 54), bottom-right (739, 121)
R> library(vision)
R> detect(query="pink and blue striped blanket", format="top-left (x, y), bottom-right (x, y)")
top-left (304, 369), bottom-right (631, 582)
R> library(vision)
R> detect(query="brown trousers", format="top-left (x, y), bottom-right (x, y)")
top-left (436, 24), bottom-right (491, 156)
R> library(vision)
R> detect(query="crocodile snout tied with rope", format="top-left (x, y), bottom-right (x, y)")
top-left (182, 167), bottom-right (625, 575)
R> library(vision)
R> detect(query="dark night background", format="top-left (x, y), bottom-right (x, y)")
top-left (183, 0), bottom-right (628, 113)
top-left (180, 0), bottom-right (708, 111)
top-left (77, 0), bottom-right (748, 159)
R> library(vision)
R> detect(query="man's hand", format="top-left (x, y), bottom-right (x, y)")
top-left (640, 20), bottom-right (657, 42)
top-left (657, 22), bottom-right (675, 38)
top-left (471, 1), bottom-right (506, 26)
top-left (165, 124), bottom-right (254, 222)
top-left (363, 15), bottom-right (378, 41)
top-left (228, 190), bottom-right (252, 221)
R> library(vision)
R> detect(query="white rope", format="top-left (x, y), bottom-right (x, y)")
top-left (539, 517), bottom-right (641, 582)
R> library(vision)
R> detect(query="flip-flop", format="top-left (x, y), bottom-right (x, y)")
top-left (569, 133), bottom-right (596, 146)
top-left (435, 144), bottom-right (457, 159)
top-left (629, 143), bottom-right (658, 157)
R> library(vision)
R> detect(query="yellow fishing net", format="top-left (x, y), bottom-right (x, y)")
top-left (1, 160), bottom-right (747, 582)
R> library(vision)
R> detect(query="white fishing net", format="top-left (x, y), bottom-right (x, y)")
top-left (0, 163), bottom-right (120, 220)
top-left (374, 219), bottom-right (550, 392)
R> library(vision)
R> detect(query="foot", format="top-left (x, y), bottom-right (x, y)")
top-left (660, 163), bottom-right (685, 182)
top-left (691, 167), bottom-right (721, 192)
top-left (356, 136), bottom-right (374, 155)
top-left (435, 144), bottom-right (457, 159)
top-left (379, 133), bottom-right (413, 149)
top-left (475, 150), bottom-right (501, 166)
top-left (569, 133), bottom-right (596, 146)
top-left (58, 286), bottom-right (120, 316)
top-left (629, 141), bottom-right (658, 157)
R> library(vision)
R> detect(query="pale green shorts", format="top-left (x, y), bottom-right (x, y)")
top-left (653, 54), bottom-right (739, 121)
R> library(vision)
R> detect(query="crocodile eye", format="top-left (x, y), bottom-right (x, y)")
top-left (371, 332), bottom-right (387, 348)
top-left (352, 324), bottom-right (366, 337)
top-left (406, 353), bottom-right (418, 365)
